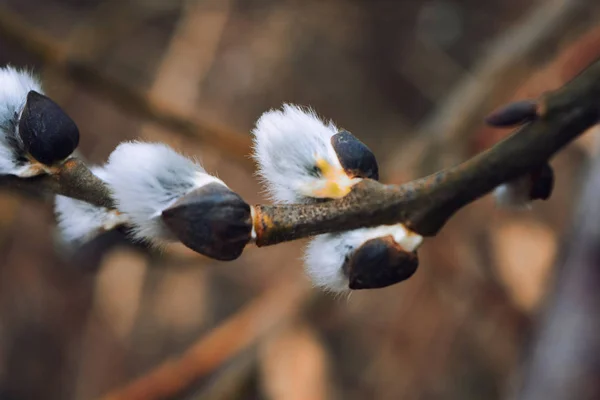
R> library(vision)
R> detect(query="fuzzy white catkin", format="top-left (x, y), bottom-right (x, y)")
top-left (252, 103), bottom-right (424, 292)
top-left (54, 166), bottom-right (128, 243)
top-left (0, 66), bottom-right (43, 176)
top-left (252, 104), bottom-right (352, 203)
top-left (305, 225), bottom-right (423, 293)
top-left (103, 141), bottom-right (226, 245)
top-left (493, 176), bottom-right (533, 210)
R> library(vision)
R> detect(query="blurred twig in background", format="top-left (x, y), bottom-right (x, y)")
top-left (0, 4), bottom-right (253, 169)
top-left (392, 0), bottom-right (600, 177)
top-left (102, 273), bottom-right (309, 400)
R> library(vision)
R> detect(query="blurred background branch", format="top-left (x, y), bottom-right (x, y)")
top-left (0, 3), bottom-right (253, 170)
top-left (102, 274), bottom-right (309, 400)
top-left (390, 0), bottom-right (600, 178)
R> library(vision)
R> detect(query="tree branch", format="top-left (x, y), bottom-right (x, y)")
top-left (2, 29), bottom-right (600, 257)
top-left (0, 158), bottom-right (114, 209)
top-left (2, 59), bottom-right (600, 253)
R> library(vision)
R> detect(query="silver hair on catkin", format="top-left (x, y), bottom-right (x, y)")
top-left (102, 141), bottom-right (253, 260)
top-left (54, 166), bottom-right (128, 244)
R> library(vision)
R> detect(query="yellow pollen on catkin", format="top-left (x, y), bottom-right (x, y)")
top-left (312, 157), bottom-right (354, 198)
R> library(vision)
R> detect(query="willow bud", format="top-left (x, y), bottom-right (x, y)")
top-left (162, 183), bottom-right (252, 261)
top-left (19, 91), bottom-right (79, 165)
top-left (485, 99), bottom-right (539, 128)
top-left (343, 236), bottom-right (419, 290)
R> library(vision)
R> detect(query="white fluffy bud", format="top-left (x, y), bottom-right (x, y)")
top-left (54, 166), bottom-right (128, 243)
top-left (0, 66), bottom-right (45, 177)
top-left (252, 104), bottom-right (359, 203)
top-left (103, 142), bottom-right (226, 245)
top-left (493, 178), bottom-right (533, 210)
top-left (305, 225), bottom-right (423, 293)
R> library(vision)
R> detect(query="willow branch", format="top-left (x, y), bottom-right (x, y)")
top-left (1, 57), bottom-right (599, 251)
top-left (2, 59), bottom-right (600, 250)
top-left (253, 57), bottom-right (600, 246)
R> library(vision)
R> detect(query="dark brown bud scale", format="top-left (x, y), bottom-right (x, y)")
top-left (529, 163), bottom-right (554, 201)
top-left (331, 130), bottom-right (379, 180)
top-left (484, 99), bottom-right (539, 128)
top-left (343, 235), bottom-right (418, 290)
top-left (18, 91), bottom-right (80, 165)
top-left (161, 183), bottom-right (252, 261)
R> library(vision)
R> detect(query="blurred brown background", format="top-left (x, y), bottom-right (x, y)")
top-left (1, 0), bottom-right (600, 399)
